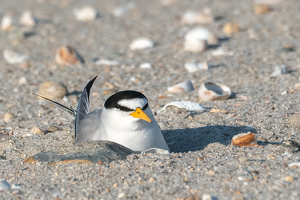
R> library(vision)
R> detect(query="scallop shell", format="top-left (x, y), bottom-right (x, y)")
top-left (185, 27), bottom-right (218, 45)
top-left (184, 62), bottom-right (209, 73)
top-left (74, 6), bottom-right (97, 21)
top-left (168, 81), bottom-right (194, 93)
top-left (198, 82), bottom-right (232, 101)
top-left (55, 46), bottom-right (84, 67)
top-left (158, 101), bottom-right (206, 113)
top-left (130, 38), bottom-right (154, 50)
top-left (20, 11), bottom-right (36, 27)
top-left (181, 10), bottom-right (214, 24)
top-left (3, 50), bottom-right (28, 64)
top-left (1, 15), bottom-right (12, 31)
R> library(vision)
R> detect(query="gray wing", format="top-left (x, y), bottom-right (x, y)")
top-left (75, 75), bottom-right (98, 137)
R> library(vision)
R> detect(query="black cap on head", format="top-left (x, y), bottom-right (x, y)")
top-left (104, 90), bottom-right (147, 110)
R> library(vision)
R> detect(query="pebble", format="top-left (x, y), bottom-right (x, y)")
top-left (0, 179), bottom-right (11, 191)
top-left (31, 126), bottom-right (44, 135)
top-left (38, 81), bottom-right (67, 100)
top-left (208, 170), bottom-right (215, 175)
top-left (55, 46), bottom-right (85, 67)
top-left (181, 9), bottom-right (213, 24)
top-left (3, 50), bottom-right (28, 64)
top-left (288, 114), bottom-right (300, 127)
top-left (139, 63), bottom-right (152, 69)
top-left (185, 195), bottom-right (201, 200)
top-left (118, 192), bottom-right (126, 198)
top-left (18, 77), bottom-right (27, 85)
top-left (285, 176), bottom-right (293, 182)
top-left (20, 11), bottom-right (36, 26)
top-left (130, 38), bottom-right (154, 50)
top-left (239, 157), bottom-right (248, 163)
top-left (19, 60), bottom-right (31, 69)
top-left (112, 2), bottom-right (135, 17)
top-left (1, 15), bottom-right (12, 31)
top-left (210, 109), bottom-right (228, 114)
top-left (74, 6), bottom-right (97, 21)
top-left (46, 126), bottom-right (60, 132)
top-left (149, 177), bottom-right (155, 182)
top-left (223, 22), bottom-right (240, 36)
top-left (202, 194), bottom-right (216, 200)
top-left (4, 113), bottom-right (14, 122)
top-left (254, 4), bottom-right (271, 15)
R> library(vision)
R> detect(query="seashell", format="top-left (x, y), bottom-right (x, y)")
top-left (139, 62), bottom-right (152, 69)
top-left (4, 113), bottom-right (14, 123)
top-left (3, 50), bottom-right (28, 64)
top-left (185, 27), bottom-right (218, 45)
top-left (55, 46), bottom-right (84, 67)
top-left (184, 39), bottom-right (207, 52)
top-left (18, 77), bottom-right (27, 85)
top-left (141, 148), bottom-right (170, 154)
top-left (223, 22), bottom-right (240, 36)
top-left (158, 101), bottom-right (206, 113)
top-left (181, 9), bottom-right (214, 24)
top-left (20, 11), bottom-right (36, 27)
top-left (1, 15), bottom-right (12, 31)
top-left (130, 38), bottom-right (154, 50)
top-left (198, 82), bottom-right (232, 101)
top-left (270, 65), bottom-right (288, 77)
top-left (288, 162), bottom-right (300, 167)
top-left (231, 132), bottom-right (257, 147)
top-left (211, 47), bottom-right (234, 56)
top-left (94, 59), bottom-right (120, 66)
top-left (38, 81), bottom-right (67, 100)
top-left (112, 2), bottom-right (135, 17)
top-left (31, 126), bottom-right (44, 135)
top-left (74, 6), bottom-right (97, 21)
top-left (0, 179), bottom-right (11, 191)
top-left (184, 62), bottom-right (209, 73)
top-left (254, 4), bottom-right (271, 15)
top-left (255, 0), bottom-right (282, 4)
top-left (168, 81), bottom-right (194, 93)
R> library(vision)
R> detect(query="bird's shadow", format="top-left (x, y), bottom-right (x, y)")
top-left (162, 125), bottom-right (257, 153)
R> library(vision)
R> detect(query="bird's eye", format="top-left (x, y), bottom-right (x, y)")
top-left (116, 104), bottom-right (134, 112)
top-left (142, 103), bottom-right (148, 110)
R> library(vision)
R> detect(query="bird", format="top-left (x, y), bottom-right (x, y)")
top-left (33, 76), bottom-right (170, 153)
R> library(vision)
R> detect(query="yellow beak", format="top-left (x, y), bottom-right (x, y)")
top-left (130, 107), bottom-right (152, 123)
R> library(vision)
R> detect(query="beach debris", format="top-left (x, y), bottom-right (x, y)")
top-left (31, 126), bottom-right (44, 135)
top-left (211, 47), bottom-right (234, 56)
top-left (198, 82), bottom-right (232, 101)
top-left (270, 65), bottom-right (289, 77)
top-left (55, 46), bottom-right (84, 67)
top-left (94, 59), bottom-right (120, 66)
top-left (158, 101), bottom-right (206, 113)
top-left (130, 38), bottom-right (154, 50)
top-left (1, 15), bottom-right (12, 31)
top-left (231, 132), bottom-right (257, 147)
top-left (184, 62), bottom-right (209, 72)
top-left (285, 176), bottom-right (294, 182)
top-left (202, 194), bottom-right (217, 200)
top-left (38, 81), bottom-right (67, 100)
top-left (46, 126), bottom-right (60, 132)
top-left (0, 179), bottom-right (10, 191)
top-left (255, 0), bottom-right (282, 4)
top-left (20, 11), bottom-right (36, 26)
top-left (141, 148), bottom-right (170, 155)
top-left (168, 81), bottom-right (194, 93)
top-left (3, 50), bottom-right (28, 64)
top-left (161, 0), bottom-right (177, 6)
top-left (223, 22), bottom-right (240, 36)
top-left (112, 2), bottom-right (135, 17)
top-left (4, 113), bottom-right (14, 123)
top-left (254, 4), bottom-right (271, 15)
top-left (288, 162), bottom-right (300, 167)
top-left (139, 62), bottom-right (152, 69)
top-left (23, 141), bottom-right (133, 165)
top-left (74, 6), bottom-right (97, 21)
top-left (181, 9), bottom-right (214, 24)
top-left (281, 140), bottom-right (300, 152)
top-left (18, 77), bottom-right (27, 85)
top-left (210, 109), bottom-right (228, 114)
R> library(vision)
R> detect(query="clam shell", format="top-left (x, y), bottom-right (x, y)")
top-left (3, 50), bottom-right (28, 64)
top-left (185, 27), bottom-right (218, 45)
top-left (198, 82), bottom-right (232, 101)
top-left (231, 132), bottom-right (257, 147)
top-left (74, 6), bottom-right (97, 21)
top-left (184, 39), bottom-right (207, 52)
top-left (55, 46), bottom-right (84, 67)
top-left (1, 15), bottom-right (12, 31)
top-left (158, 101), bottom-right (206, 113)
top-left (181, 10), bottom-right (213, 24)
top-left (20, 11), bottom-right (36, 27)
top-left (168, 81), bottom-right (194, 93)
top-left (184, 62), bottom-right (208, 73)
top-left (130, 38), bottom-right (154, 50)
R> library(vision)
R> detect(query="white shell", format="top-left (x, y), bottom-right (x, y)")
top-left (198, 82), bottom-right (232, 101)
top-left (185, 27), bottom-right (218, 45)
top-left (0, 179), bottom-right (10, 191)
top-left (168, 81), bottom-right (194, 93)
top-left (288, 162), bottom-right (300, 167)
top-left (112, 2), bottom-right (135, 17)
top-left (74, 6), bottom-right (97, 21)
top-left (94, 59), bottom-right (120, 66)
top-left (1, 15), bottom-right (12, 31)
top-left (211, 47), bottom-right (234, 56)
top-left (181, 10), bottom-right (213, 24)
top-left (139, 62), bottom-right (152, 69)
top-left (130, 38), bottom-right (154, 50)
top-left (270, 65), bottom-right (288, 77)
top-left (158, 101), bottom-right (206, 113)
top-left (184, 62), bottom-right (209, 73)
top-left (3, 50), bottom-right (28, 64)
top-left (141, 148), bottom-right (170, 154)
top-left (20, 11), bottom-right (36, 27)
top-left (184, 39), bottom-right (207, 52)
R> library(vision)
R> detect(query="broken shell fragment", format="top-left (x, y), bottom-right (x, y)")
top-left (185, 27), bottom-right (218, 45)
top-left (94, 59), bottom-right (120, 66)
top-left (181, 9), bottom-right (214, 24)
top-left (231, 132), bottom-right (257, 147)
top-left (130, 38), bottom-right (154, 50)
top-left (3, 50), bottom-right (28, 64)
top-left (270, 65), bottom-right (288, 77)
top-left (38, 81), bottom-right (67, 100)
top-left (1, 15), bottom-right (12, 31)
top-left (184, 62), bottom-right (209, 73)
top-left (55, 46), bottom-right (84, 67)
top-left (74, 6), bottom-right (97, 21)
top-left (223, 22), bottom-right (240, 36)
top-left (158, 101), bottom-right (206, 113)
top-left (139, 63), bottom-right (152, 69)
top-left (254, 4), bottom-right (271, 15)
top-left (168, 81), bottom-right (194, 94)
top-left (20, 11), bottom-right (36, 27)
top-left (198, 82), bottom-right (232, 101)
top-left (31, 127), bottom-right (44, 135)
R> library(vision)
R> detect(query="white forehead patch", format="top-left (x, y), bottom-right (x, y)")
top-left (118, 98), bottom-right (148, 110)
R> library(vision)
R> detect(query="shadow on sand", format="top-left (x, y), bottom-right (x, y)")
top-left (163, 125), bottom-right (257, 153)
